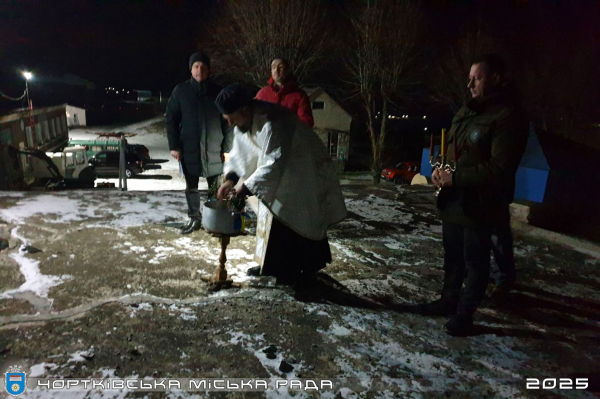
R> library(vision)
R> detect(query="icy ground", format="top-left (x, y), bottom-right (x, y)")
top-left (0, 120), bottom-right (599, 398)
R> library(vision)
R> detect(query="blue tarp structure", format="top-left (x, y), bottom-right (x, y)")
top-left (514, 126), bottom-right (550, 203)
top-left (419, 125), bottom-right (599, 205)
top-left (420, 145), bottom-right (440, 178)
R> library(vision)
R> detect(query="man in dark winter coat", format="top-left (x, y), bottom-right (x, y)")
top-left (255, 58), bottom-right (314, 127)
top-left (420, 54), bottom-right (528, 336)
top-left (167, 52), bottom-right (233, 234)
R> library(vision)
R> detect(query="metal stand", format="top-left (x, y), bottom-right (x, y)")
top-left (200, 230), bottom-right (247, 292)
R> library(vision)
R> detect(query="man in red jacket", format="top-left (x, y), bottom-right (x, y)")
top-left (255, 58), bottom-right (314, 127)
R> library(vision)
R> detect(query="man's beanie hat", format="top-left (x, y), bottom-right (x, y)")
top-left (215, 83), bottom-right (252, 115)
top-left (189, 52), bottom-right (211, 70)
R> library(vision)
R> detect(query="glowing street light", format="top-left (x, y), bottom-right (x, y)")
top-left (22, 71), bottom-right (33, 108)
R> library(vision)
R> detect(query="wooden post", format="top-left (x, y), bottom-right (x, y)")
top-left (200, 232), bottom-right (246, 291)
top-left (215, 236), bottom-right (230, 281)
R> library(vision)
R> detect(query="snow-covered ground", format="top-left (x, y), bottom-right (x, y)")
top-left (1, 121), bottom-right (599, 398)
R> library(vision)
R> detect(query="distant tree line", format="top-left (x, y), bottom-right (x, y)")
top-left (198, 0), bottom-right (600, 183)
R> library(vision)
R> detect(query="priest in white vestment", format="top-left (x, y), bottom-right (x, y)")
top-left (215, 83), bottom-right (347, 288)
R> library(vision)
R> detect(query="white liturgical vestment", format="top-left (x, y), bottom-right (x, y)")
top-left (224, 104), bottom-right (347, 242)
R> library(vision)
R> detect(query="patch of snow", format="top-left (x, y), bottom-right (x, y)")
top-left (345, 196), bottom-right (412, 224)
top-left (0, 227), bottom-right (69, 299)
top-left (0, 192), bottom-right (25, 197)
top-left (328, 323), bottom-right (352, 336)
top-left (331, 241), bottom-right (379, 265)
top-left (138, 303), bottom-right (153, 310)
top-left (0, 195), bottom-right (102, 224)
top-left (29, 362), bottom-right (59, 377)
top-left (68, 347), bottom-right (94, 363)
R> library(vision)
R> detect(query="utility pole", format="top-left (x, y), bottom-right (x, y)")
top-left (22, 71), bottom-right (33, 109)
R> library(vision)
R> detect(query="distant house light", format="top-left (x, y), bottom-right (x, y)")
top-left (423, 115), bottom-right (427, 119)
top-left (424, 127), bottom-right (428, 131)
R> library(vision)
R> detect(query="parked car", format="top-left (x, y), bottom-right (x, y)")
top-left (68, 140), bottom-right (150, 159)
top-left (127, 144), bottom-right (150, 159)
top-left (89, 151), bottom-right (144, 178)
top-left (381, 161), bottom-right (420, 184)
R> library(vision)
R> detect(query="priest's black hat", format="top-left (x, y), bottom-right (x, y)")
top-left (215, 83), bottom-right (252, 115)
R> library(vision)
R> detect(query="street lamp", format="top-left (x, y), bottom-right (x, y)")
top-left (22, 71), bottom-right (33, 108)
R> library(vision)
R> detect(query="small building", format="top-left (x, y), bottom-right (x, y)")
top-left (66, 104), bottom-right (87, 127)
top-left (0, 105), bottom-right (69, 189)
top-left (304, 87), bottom-right (352, 172)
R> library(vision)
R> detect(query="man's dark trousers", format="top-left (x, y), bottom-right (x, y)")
top-left (442, 222), bottom-right (492, 315)
top-left (183, 162), bottom-right (219, 220)
top-left (491, 223), bottom-right (516, 283)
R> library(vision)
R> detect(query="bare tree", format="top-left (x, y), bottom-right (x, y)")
top-left (429, 24), bottom-right (496, 113)
top-left (345, 0), bottom-right (423, 184)
top-left (201, 0), bottom-right (329, 87)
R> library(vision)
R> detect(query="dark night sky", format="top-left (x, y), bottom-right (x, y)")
top-left (1, 0), bottom-right (598, 108)
top-left (0, 0), bottom-right (219, 95)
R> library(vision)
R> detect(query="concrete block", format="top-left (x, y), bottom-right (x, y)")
top-left (510, 203), bottom-right (530, 223)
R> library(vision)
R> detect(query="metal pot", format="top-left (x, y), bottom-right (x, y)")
top-left (202, 200), bottom-right (244, 234)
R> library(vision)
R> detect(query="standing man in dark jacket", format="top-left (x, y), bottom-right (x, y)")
top-left (419, 54), bottom-right (528, 336)
top-left (167, 52), bottom-right (233, 235)
top-left (255, 58), bottom-right (314, 127)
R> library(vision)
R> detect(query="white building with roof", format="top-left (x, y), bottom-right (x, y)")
top-left (303, 87), bottom-right (352, 172)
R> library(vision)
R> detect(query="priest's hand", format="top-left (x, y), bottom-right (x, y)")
top-left (235, 184), bottom-right (252, 199)
top-left (217, 180), bottom-right (235, 200)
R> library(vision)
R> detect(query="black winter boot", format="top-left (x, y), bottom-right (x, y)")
top-left (181, 219), bottom-right (201, 235)
top-left (443, 314), bottom-right (474, 336)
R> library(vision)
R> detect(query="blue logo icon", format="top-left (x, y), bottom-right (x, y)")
top-left (5, 365), bottom-right (26, 396)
